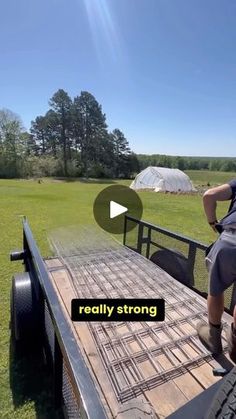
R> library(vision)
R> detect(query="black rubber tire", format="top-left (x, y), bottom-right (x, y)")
top-left (150, 248), bottom-right (194, 286)
top-left (205, 367), bottom-right (236, 419)
top-left (11, 272), bottom-right (41, 349)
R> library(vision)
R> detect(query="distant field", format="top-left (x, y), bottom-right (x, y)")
top-left (0, 171), bottom-right (235, 418)
top-left (185, 170), bottom-right (236, 186)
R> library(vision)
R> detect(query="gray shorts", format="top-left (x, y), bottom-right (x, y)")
top-left (206, 230), bottom-right (236, 296)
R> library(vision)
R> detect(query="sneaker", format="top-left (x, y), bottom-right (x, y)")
top-left (226, 323), bottom-right (236, 363)
top-left (196, 321), bottom-right (223, 354)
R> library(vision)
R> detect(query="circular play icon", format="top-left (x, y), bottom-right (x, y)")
top-left (93, 185), bottom-right (143, 234)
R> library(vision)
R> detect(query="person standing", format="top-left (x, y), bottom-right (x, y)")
top-left (197, 179), bottom-right (236, 362)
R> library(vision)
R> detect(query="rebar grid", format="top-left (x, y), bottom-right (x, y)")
top-left (50, 228), bottom-right (228, 402)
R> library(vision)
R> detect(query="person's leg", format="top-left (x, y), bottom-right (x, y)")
top-left (196, 292), bottom-right (224, 354)
top-left (207, 293), bottom-right (224, 325)
top-left (197, 241), bottom-right (236, 355)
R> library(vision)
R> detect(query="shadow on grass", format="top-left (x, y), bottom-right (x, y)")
top-left (9, 337), bottom-right (63, 419)
top-left (54, 177), bottom-right (116, 184)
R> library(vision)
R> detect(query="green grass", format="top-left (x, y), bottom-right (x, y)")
top-left (185, 170), bottom-right (236, 186)
top-left (0, 172), bottom-right (235, 418)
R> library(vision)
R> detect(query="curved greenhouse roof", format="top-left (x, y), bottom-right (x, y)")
top-left (130, 166), bottom-right (195, 192)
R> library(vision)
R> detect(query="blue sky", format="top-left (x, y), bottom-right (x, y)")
top-left (1, 0), bottom-right (236, 156)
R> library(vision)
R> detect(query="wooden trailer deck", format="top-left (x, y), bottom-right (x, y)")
top-left (45, 231), bottom-right (234, 419)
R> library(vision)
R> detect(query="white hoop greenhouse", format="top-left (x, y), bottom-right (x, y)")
top-left (130, 167), bottom-right (195, 192)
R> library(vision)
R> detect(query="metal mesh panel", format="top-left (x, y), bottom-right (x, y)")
top-left (44, 298), bottom-right (82, 418)
top-left (44, 299), bottom-right (55, 364)
top-left (62, 360), bottom-right (81, 419)
top-left (50, 227), bottom-right (229, 403)
top-left (125, 222), bottom-right (233, 310)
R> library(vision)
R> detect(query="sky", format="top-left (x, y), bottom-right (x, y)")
top-left (1, 0), bottom-right (236, 157)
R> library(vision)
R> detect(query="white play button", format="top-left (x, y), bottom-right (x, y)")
top-left (110, 201), bottom-right (128, 219)
top-left (93, 185), bottom-right (143, 234)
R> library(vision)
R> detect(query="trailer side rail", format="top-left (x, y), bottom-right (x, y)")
top-left (22, 218), bottom-right (107, 419)
top-left (123, 214), bottom-right (236, 313)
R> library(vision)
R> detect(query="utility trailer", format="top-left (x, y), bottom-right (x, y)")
top-left (10, 216), bottom-right (236, 418)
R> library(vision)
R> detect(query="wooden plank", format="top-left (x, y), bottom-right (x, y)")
top-left (174, 347), bottom-right (219, 388)
top-left (147, 322), bottom-right (219, 414)
top-left (44, 257), bottom-right (63, 269)
top-left (173, 372), bottom-right (203, 400)
top-left (169, 331), bottom-right (221, 390)
top-left (46, 261), bottom-right (234, 418)
top-left (49, 268), bottom-right (118, 418)
top-left (49, 267), bottom-right (196, 418)
top-left (50, 268), bottom-right (190, 417)
top-left (156, 351), bottom-right (203, 400)
top-left (174, 310), bottom-right (233, 387)
top-left (145, 381), bottom-right (187, 418)
top-left (142, 347), bottom-right (203, 415)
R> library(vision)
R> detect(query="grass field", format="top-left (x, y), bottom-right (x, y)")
top-left (185, 170), bottom-right (236, 186)
top-left (0, 170), bottom-right (235, 418)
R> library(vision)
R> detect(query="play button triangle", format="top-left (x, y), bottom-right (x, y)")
top-left (110, 201), bottom-right (128, 219)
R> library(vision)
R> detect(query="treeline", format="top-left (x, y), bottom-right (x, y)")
top-left (137, 154), bottom-right (236, 172)
top-left (0, 89), bottom-right (139, 178)
top-left (1, 92), bottom-right (236, 179)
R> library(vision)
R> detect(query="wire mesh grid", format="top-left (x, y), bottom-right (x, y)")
top-left (62, 359), bottom-right (82, 418)
top-left (50, 227), bottom-right (228, 402)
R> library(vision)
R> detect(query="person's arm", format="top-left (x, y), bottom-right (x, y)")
top-left (203, 183), bottom-right (233, 232)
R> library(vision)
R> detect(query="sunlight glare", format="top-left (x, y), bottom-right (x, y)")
top-left (82, 0), bottom-right (122, 64)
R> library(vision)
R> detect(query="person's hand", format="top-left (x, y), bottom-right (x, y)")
top-left (208, 220), bottom-right (218, 233)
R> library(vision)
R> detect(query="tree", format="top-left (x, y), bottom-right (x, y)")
top-left (125, 152), bottom-right (140, 177)
top-left (209, 159), bottom-right (222, 171)
top-left (220, 160), bottom-right (236, 172)
top-left (72, 91), bottom-right (108, 176)
top-left (49, 89), bottom-right (72, 175)
top-left (0, 90), bottom-right (135, 179)
top-left (111, 129), bottom-right (131, 177)
top-left (43, 110), bottom-right (60, 157)
top-left (20, 132), bottom-right (37, 156)
top-left (30, 116), bottom-right (48, 154)
top-left (176, 156), bottom-right (186, 170)
top-left (30, 110), bottom-right (60, 157)
top-left (0, 108), bottom-right (24, 177)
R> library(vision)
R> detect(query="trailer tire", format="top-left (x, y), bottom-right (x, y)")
top-left (11, 272), bottom-right (41, 350)
top-left (150, 249), bottom-right (194, 286)
top-left (205, 366), bottom-right (236, 419)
